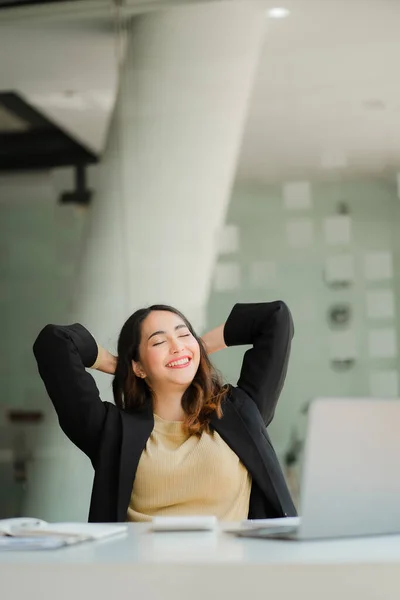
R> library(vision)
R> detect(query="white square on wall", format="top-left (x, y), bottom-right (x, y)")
top-left (323, 215), bottom-right (351, 245)
top-left (368, 328), bottom-right (398, 358)
top-left (249, 260), bottom-right (277, 288)
top-left (217, 225), bottom-right (239, 255)
top-left (364, 251), bottom-right (393, 281)
top-left (366, 290), bottom-right (395, 319)
top-left (369, 370), bottom-right (399, 398)
top-left (213, 262), bottom-right (240, 292)
top-left (286, 218), bottom-right (314, 248)
top-left (283, 181), bottom-right (312, 211)
top-left (325, 254), bottom-right (354, 285)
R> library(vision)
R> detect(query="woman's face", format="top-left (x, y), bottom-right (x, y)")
top-left (133, 310), bottom-right (201, 390)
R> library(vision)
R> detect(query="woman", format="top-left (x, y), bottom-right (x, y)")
top-left (33, 301), bottom-right (297, 522)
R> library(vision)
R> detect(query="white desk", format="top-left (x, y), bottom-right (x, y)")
top-left (1, 524), bottom-right (400, 600)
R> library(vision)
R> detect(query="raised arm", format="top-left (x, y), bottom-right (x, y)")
top-left (221, 301), bottom-right (294, 426)
top-left (33, 323), bottom-right (114, 459)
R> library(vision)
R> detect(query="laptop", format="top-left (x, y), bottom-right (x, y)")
top-left (236, 397), bottom-right (400, 541)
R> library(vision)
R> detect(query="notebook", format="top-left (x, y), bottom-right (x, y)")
top-left (0, 518), bottom-right (127, 550)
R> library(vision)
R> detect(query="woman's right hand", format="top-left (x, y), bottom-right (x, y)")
top-left (91, 344), bottom-right (118, 375)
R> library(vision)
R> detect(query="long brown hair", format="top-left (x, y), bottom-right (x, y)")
top-left (112, 305), bottom-right (229, 435)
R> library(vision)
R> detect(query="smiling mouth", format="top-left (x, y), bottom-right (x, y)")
top-left (166, 357), bottom-right (192, 369)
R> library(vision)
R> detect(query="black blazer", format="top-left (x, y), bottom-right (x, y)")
top-left (33, 301), bottom-right (297, 522)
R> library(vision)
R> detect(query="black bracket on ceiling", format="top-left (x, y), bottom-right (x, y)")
top-left (59, 164), bottom-right (92, 206)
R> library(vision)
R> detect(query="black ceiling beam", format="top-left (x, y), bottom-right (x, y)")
top-left (0, 135), bottom-right (98, 170)
top-left (0, 91), bottom-right (99, 171)
top-left (0, 0), bottom-right (80, 10)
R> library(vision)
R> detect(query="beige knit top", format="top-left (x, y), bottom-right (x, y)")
top-left (127, 414), bottom-right (252, 522)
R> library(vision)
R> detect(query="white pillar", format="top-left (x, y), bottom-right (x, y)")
top-left (25, 0), bottom-right (265, 521)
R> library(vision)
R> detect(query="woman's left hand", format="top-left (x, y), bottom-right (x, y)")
top-left (201, 324), bottom-right (227, 355)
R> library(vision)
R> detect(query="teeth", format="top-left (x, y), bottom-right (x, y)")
top-left (167, 358), bottom-right (190, 367)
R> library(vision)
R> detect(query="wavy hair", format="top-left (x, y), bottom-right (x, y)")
top-left (112, 305), bottom-right (229, 435)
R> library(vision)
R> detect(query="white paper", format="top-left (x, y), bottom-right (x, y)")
top-left (0, 518), bottom-right (127, 541)
top-left (283, 181), bottom-right (312, 210)
top-left (213, 262), bottom-right (240, 292)
top-left (323, 215), bottom-right (351, 245)
top-left (249, 260), bottom-right (276, 288)
top-left (368, 328), bottom-right (398, 358)
top-left (365, 252), bottom-right (393, 281)
top-left (366, 290), bottom-right (395, 319)
top-left (369, 370), bottom-right (399, 398)
top-left (329, 331), bottom-right (357, 360)
top-left (217, 225), bottom-right (239, 255)
top-left (325, 254), bottom-right (354, 285)
top-left (0, 518), bottom-right (46, 536)
top-left (0, 537), bottom-right (66, 550)
top-left (17, 522), bottom-right (127, 540)
top-left (286, 218), bottom-right (314, 247)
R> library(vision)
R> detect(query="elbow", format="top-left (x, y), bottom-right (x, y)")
top-left (276, 301), bottom-right (294, 340)
top-left (33, 324), bottom-right (58, 359)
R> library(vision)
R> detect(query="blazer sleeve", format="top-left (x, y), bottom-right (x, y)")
top-left (223, 301), bottom-right (294, 426)
top-left (33, 323), bottom-right (108, 459)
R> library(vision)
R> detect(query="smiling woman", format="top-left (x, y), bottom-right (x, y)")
top-left (33, 301), bottom-right (297, 523)
top-left (112, 305), bottom-right (228, 434)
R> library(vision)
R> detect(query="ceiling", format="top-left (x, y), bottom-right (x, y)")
top-left (0, 92), bottom-right (98, 171)
top-left (0, 103), bottom-right (30, 131)
top-left (1, 0), bottom-right (400, 182)
top-left (0, 0), bottom-right (214, 155)
top-left (237, 0), bottom-right (400, 183)
top-left (0, 0), bottom-right (120, 154)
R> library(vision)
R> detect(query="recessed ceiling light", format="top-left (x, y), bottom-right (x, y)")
top-left (268, 7), bottom-right (290, 19)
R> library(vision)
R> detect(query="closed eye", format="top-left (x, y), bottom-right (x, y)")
top-left (153, 334), bottom-right (190, 346)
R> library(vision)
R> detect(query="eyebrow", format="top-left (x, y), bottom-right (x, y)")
top-left (148, 324), bottom-right (188, 341)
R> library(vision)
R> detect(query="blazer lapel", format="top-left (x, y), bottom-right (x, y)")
top-left (210, 399), bottom-right (283, 514)
top-left (117, 406), bottom-right (154, 521)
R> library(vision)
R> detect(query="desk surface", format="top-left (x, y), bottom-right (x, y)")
top-left (1, 523), bottom-right (400, 565)
top-left (2, 525), bottom-right (400, 600)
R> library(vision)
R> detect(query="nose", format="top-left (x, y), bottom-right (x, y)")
top-left (170, 338), bottom-right (184, 354)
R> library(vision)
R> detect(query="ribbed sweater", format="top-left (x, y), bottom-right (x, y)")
top-left (127, 414), bottom-right (252, 522)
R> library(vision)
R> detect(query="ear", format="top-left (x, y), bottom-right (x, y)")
top-left (132, 360), bottom-right (147, 379)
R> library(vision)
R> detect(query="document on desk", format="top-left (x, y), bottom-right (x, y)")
top-left (0, 536), bottom-right (67, 551)
top-left (224, 516), bottom-right (300, 534)
top-left (0, 518), bottom-right (127, 550)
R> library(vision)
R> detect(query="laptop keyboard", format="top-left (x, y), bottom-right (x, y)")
top-left (236, 525), bottom-right (298, 538)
